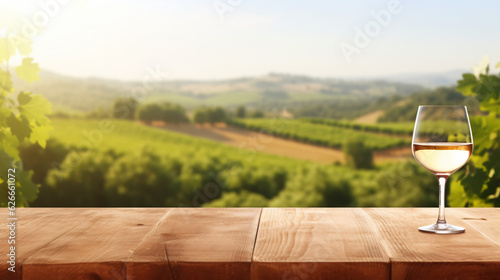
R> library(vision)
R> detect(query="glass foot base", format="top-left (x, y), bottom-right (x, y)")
top-left (418, 223), bottom-right (465, 234)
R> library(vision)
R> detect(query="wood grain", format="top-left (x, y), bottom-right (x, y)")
top-left (128, 208), bottom-right (261, 280)
top-left (21, 208), bottom-right (169, 280)
top-left (364, 208), bottom-right (500, 280)
top-left (1, 208), bottom-right (498, 280)
top-left (252, 208), bottom-right (390, 280)
top-left (0, 208), bottom-right (97, 280)
top-left (448, 208), bottom-right (500, 246)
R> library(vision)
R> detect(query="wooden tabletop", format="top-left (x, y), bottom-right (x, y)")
top-left (1, 208), bottom-right (499, 280)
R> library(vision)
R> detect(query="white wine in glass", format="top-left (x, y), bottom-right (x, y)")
top-left (412, 106), bottom-right (473, 234)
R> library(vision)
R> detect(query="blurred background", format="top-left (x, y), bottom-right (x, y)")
top-left (1, 0), bottom-right (499, 207)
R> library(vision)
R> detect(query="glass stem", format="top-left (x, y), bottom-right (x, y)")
top-left (436, 175), bottom-right (448, 224)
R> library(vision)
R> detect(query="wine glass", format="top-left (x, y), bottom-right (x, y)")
top-left (412, 105), bottom-right (473, 234)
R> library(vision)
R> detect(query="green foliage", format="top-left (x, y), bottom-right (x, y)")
top-left (451, 59), bottom-right (500, 206)
top-left (105, 148), bottom-right (180, 206)
top-left (193, 106), bottom-right (227, 124)
top-left (19, 140), bottom-right (69, 185)
top-left (16, 57), bottom-right (41, 83)
top-left (269, 166), bottom-right (353, 207)
top-left (193, 109), bottom-right (207, 124)
top-left (369, 161), bottom-right (437, 206)
top-left (236, 105), bottom-right (246, 118)
top-left (224, 167), bottom-right (283, 199)
top-left (343, 140), bottom-right (374, 169)
top-left (39, 119), bottom-right (303, 206)
top-left (378, 87), bottom-right (466, 122)
top-left (112, 97), bottom-right (138, 120)
top-left (229, 118), bottom-right (408, 150)
top-left (34, 119), bottom-right (356, 207)
top-left (26, 119), bottom-right (448, 207)
top-left (136, 102), bottom-right (189, 124)
top-left (0, 30), bottom-right (52, 206)
top-left (136, 103), bottom-right (163, 124)
top-left (161, 102), bottom-right (189, 124)
top-left (41, 147), bottom-right (182, 207)
top-left (45, 150), bottom-right (116, 206)
top-left (303, 118), bottom-right (414, 136)
top-left (205, 191), bottom-right (269, 207)
top-left (250, 110), bottom-right (264, 118)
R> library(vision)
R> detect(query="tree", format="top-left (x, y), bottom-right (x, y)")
top-left (44, 150), bottom-right (116, 206)
top-left (112, 97), bottom-right (138, 120)
top-left (251, 110), bottom-right (264, 118)
top-left (343, 140), bottom-right (373, 169)
top-left (136, 103), bottom-right (163, 124)
top-left (450, 57), bottom-right (500, 206)
top-left (1, 24), bottom-right (52, 206)
top-left (193, 108), bottom-right (209, 124)
top-left (236, 106), bottom-right (246, 118)
top-left (193, 107), bottom-right (227, 124)
top-left (105, 148), bottom-right (180, 206)
top-left (209, 107), bottom-right (227, 123)
top-left (162, 102), bottom-right (189, 124)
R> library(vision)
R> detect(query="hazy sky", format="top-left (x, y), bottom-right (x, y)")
top-left (2, 0), bottom-right (500, 80)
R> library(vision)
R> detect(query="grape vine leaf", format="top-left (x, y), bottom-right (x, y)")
top-left (18, 92), bottom-right (52, 148)
top-left (15, 168), bottom-right (38, 206)
top-left (0, 129), bottom-right (19, 161)
top-left (17, 91), bottom-right (32, 105)
top-left (29, 121), bottom-right (51, 148)
top-left (456, 73), bottom-right (477, 96)
top-left (6, 113), bottom-right (32, 142)
top-left (16, 57), bottom-right (41, 83)
top-left (0, 68), bottom-right (14, 97)
top-left (0, 102), bottom-right (10, 126)
top-left (448, 180), bottom-right (468, 206)
top-left (0, 37), bottom-right (16, 63)
top-left (0, 150), bottom-right (14, 206)
top-left (18, 92), bottom-right (52, 125)
top-left (0, 150), bottom-right (14, 178)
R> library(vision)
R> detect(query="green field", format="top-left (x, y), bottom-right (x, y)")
top-left (228, 118), bottom-right (410, 150)
top-left (50, 118), bottom-right (304, 168)
top-left (302, 118), bottom-right (415, 135)
top-left (301, 118), bottom-right (474, 140)
top-left (20, 118), bottom-right (438, 208)
top-left (43, 119), bottom-right (378, 206)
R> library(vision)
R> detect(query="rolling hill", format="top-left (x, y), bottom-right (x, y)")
top-left (14, 71), bottom-right (425, 112)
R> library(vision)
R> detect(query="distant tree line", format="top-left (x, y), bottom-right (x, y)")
top-left (136, 102), bottom-right (189, 124)
top-left (84, 98), bottom-right (269, 125)
top-left (235, 105), bottom-right (264, 118)
top-left (193, 107), bottom-right (227, 124)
